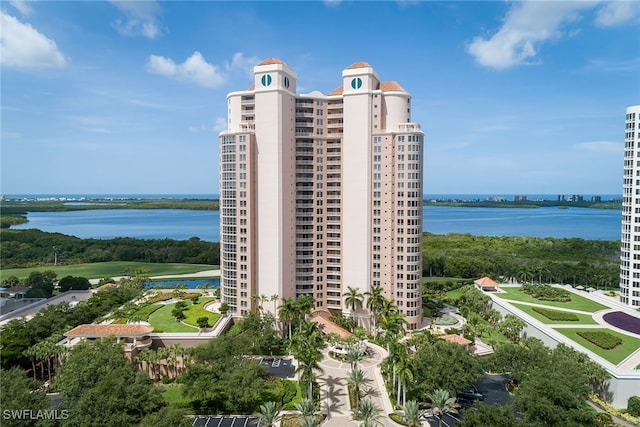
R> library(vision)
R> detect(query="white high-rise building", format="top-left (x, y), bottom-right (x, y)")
top-left (218, 58), bottom-right (424, 329)
top-left (620, 105), bottom-right (640, 307)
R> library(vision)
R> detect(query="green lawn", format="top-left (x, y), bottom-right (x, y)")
top-left (0, 261), bottom-right (219, 281)
top-left (146, 298), bottom-right (221, 332)
top-left (510, 302), bottom-right (598, 325)
top-left (147, 303), bottom-right (199, 332)
top-left (130, 303), bottom-right (164, 320)
top-left (495, 286), bottom-right (609, 312)
top-left (555, 327), bottom-right (640, 365)
top-left (183, 298), bottom-right (220, 327)
top-left (445, 288), bottom-right (466, 301)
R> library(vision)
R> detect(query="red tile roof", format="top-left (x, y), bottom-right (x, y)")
top-left (309, 310), bottom-right (352, 340)
top-left (346, 61), bottom-right (372, 70)
top-left (440, 334), bottom-right (472, 346)
top-left (380, 81), bottom-right (407, 92)
top-left (258, 58), bottom-right (288, 66)
top-left (327, 86), bottom-right (343, 96)
top-left (65, 324), bottom-right (153, 338)
top-left (474, 277), bottom-right (498, 288)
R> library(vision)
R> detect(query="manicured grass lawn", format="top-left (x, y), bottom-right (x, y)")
top-left (147, 304), bottom-right (199, 332)
top-left (510, 302), bottom-right (598, 325)
top-left (131, 303), bottom-right (164, 320)
top-left (495, 286), bottom-right (608, 312)
top-left (555, 327), bottom-right (640, 365)
top-left (183, 298), bottom-right (220, 327)
top-left (445, 288), bottom-right (466, 301)
top-left (0, 261), bottom-right (219, 281)
top-left (146, 298), bottom-right (220, 331)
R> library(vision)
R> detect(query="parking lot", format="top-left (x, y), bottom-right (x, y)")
top-left (258, 357), bottom-right (295, 379)
top-left (425, 373), bottom-right (512, 427)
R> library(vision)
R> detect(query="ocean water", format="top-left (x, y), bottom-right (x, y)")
top-left (11, 205), bottom-right (622, 241)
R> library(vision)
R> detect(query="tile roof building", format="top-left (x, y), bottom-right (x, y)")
top-left (219, 59), bottom-right (424, 329)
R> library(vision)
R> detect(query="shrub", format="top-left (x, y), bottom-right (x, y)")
top-left (531, 307), bottom-right (579, 322)
top-left (196, 317), bottom-right (209, 328)
top-left (522, 284), bottom-right (571, 302)
top-left (282, 380), bottom-right (298, 405)
top-left (628, 396), bottom-right (640, 417)
top-left (577, 331), bottom-right (622, 350)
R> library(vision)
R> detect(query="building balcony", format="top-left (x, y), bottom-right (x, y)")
top-left (296, 131), bottom-right (313, 137)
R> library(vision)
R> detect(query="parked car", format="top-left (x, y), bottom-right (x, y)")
top-left (457, 386), bottom-right (484, 401)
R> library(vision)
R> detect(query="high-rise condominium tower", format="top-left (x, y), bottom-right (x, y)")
top-left (219, 59), bottom-right (424, 329)
top-left (621, 105), bottom-right (640, 308)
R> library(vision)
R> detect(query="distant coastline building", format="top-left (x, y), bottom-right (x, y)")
top-left (513, 195), bottom-right (528, 202)
top-left (218, 59), bottom-right (424, 329)
top-left (620, 105), bottom-right (640, 307)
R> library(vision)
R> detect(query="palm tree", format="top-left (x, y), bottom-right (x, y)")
top-left (400, 400), bottom-right (423, 427)
top-left (255, 401), bottom-right (280, 427)
top-left (270, 294), bottom-right (279, 315)
top-left (345, 346), bottom-right (367, 369)
top-left (295, 398), bottom-right (316, 418)
top-left (296, 294), bottom-right (315, 331)
top-left (23, 345), bottom-right (38, 379)
top-left (347, 368), bottom-right (372, 409)
top-left (425, 388), bottom-right (459, 427)
top-left (364, 285), bottom-right (385, 336)
top-left (295, 345), bottom-right (324, 399)
top-left (344, 286), bottom-right (364, 325)
top-left (396, 356), bottom-right (413, 408)
top-left (354, 398), bottom-right (382, 426)
top-left (279, 297), bottom-right (296, 339)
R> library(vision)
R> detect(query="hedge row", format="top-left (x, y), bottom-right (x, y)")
top-left (531, 307), bottom-right (579, 322)
top-left (522, 284), bottom-right (571, 302)
top-left (576, 331), bottom-right (622, 350)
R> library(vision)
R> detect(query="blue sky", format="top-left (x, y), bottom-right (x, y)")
top-left (1, 1), bottom-right (639, 196)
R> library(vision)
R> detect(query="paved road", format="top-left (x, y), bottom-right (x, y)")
top-left (318, 341), bottom-right (397, 427)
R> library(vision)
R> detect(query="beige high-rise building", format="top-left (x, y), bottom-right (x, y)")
top-left (620, 105), bottom-right (640, 308)
top-left (219, 58), bottom-right (424, 329)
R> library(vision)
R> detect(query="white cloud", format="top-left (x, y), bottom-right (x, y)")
top-left (225, 52), bottom-right (260, 79)
top-left (111, 0), bottom-right (163, 39)
top-left (595, 1), bottom-right (640, 27)
top-left (572, 141), bottom-right (622, 153)
top-left (147, 52), bottom-right (259, 88)
top-left (0, 12), bottom-right (66, 69)
top-left (10, 0), bottom-right (33, 17)
top-left (466, 1), bottom-right (596, 70)
top-left (188, 117), bottom-right (227, 134)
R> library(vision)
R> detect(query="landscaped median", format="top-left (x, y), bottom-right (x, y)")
top-left (509, 302), bottom-right (598, 325)
top-left (555, 328), bottom-right (640, 365)
top-left (494, 286), bottom-right (609, 312)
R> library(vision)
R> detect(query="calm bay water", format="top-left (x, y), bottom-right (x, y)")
top-left (12, 205), bottom-right (622, 241)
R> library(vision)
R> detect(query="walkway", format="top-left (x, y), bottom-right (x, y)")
top-left (317, 341), bottom-right (396, 427)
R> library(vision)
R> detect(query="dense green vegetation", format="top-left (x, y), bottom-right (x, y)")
top-left (0, 229), bottom-right (219, 269)
top-left (0, 287), bottom-right (141, 370)
top-left (521, 283), bottom-right (571, 301)
top-left (425, 199), bottom-right (621, 209)
top-left (576, 331), bottom-right (623, 350)
top-left (530, 306), bottom-right (580, 322)
top-left (422, 233), bottom-right (619, 287)
top-left (1, 261), bottom-right (217, 282)
top-left (1, 198), bottom-right (219, 216)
